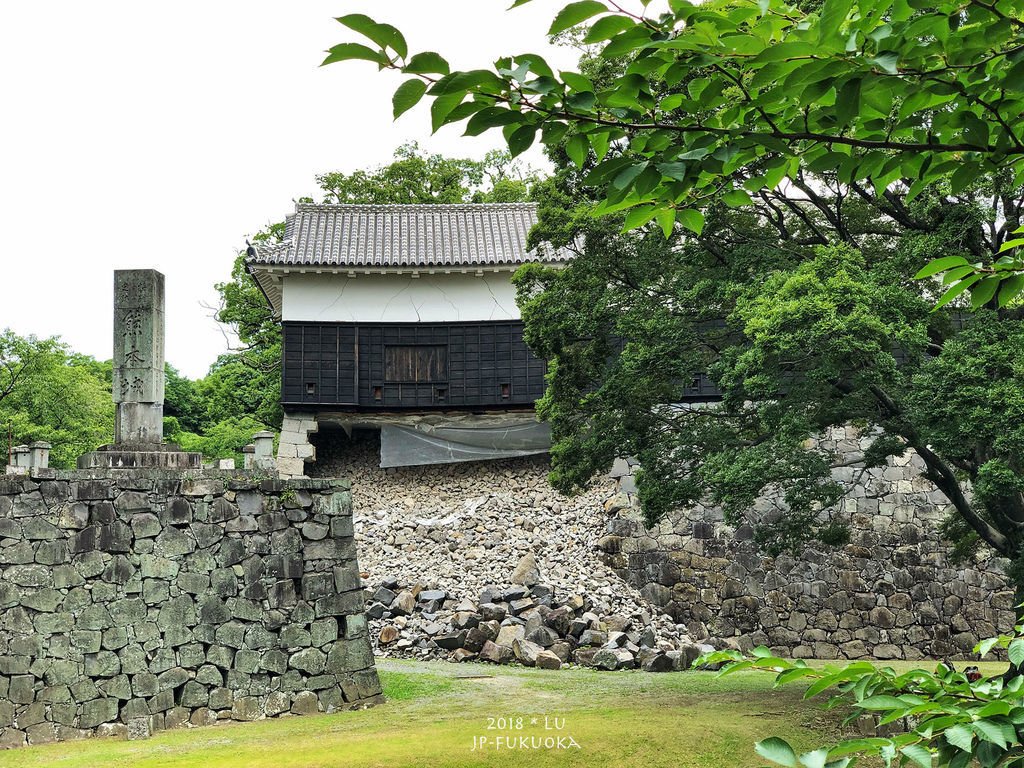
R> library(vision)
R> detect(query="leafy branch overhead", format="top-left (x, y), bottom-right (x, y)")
top-left (698, 626), bottom-right (1024, 768)
top-left (324, 0), bottom-right (1024, 305)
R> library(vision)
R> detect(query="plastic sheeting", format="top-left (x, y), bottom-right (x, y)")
top-left (379, 416), bottom-right (551, 468)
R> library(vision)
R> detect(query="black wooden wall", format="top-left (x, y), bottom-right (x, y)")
top-left (282, 321), bottom-right (548, 410)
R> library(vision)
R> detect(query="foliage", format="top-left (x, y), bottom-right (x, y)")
top-left (508, 90), bottom-right (1024, 584)
top-left (316, 142), bottom-right (537, 205)
top-left (213, 226), bottom-right (286, 432)
top-left (327, 0), bottom-right (1024, 303)
top-left (698, 629), bottom-right (1024, 768)
top-left (0, 330), bottom-right (114, 469)
top-left (164, 414), bottom-right (269, 466)
top-left (164, 364), bottom-right (206, 434)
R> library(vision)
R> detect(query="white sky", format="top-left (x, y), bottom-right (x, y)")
top-left (0, 1), bottom-right (582, 379)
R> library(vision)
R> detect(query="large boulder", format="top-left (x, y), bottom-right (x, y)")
top-left (510, 554), bottom-right (541, 587)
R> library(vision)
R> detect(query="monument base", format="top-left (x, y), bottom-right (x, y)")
top-left (77, 443), bottom-right (203, 470)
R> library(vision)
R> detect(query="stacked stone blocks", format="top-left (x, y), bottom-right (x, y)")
top-left (277, 413), bottom-right (318, 478)
top-left (601, 427), bottom-right (1016, 661)
top-left (0, 467), bottom-right (380, 749)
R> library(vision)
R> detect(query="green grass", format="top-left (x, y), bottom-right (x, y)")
top-left (380, 669), bottom-right (456, 700)
top-left (3, 659), bottom-right (1008, 768)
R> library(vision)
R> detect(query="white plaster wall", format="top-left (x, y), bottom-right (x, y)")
top-left (280, 271), bottom-right (522, 323)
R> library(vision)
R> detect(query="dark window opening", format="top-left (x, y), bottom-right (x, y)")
top-left (373, 386), bottom-right (383, 401)
top-left (436, 388), bottom-right (447, 401)
top-left (385, 345), bottom-right (448, 383)
top-left (500, 383), bottom-right (510, 399)
top-left (306, 382), bottom-right (316, 394)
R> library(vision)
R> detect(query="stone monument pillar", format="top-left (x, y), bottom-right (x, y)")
top-left (78, 270), bottom-right (202, 469)
top-left (113, 270), bottom-right (165, 446)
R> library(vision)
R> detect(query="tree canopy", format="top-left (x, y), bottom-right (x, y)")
top-left (327, 0), bottom-right (1024, 305)
top-left (517, 135), bottom-right (1024, 578)
top-left (0, 331), bottom-right (114, 469)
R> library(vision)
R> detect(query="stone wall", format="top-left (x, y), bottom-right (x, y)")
top-left (277, 412), bottom-right (318, 478)
top-left (0, 467), bottom-right (380, 749)
top-left (600, 427), bottom-right (1015, 661)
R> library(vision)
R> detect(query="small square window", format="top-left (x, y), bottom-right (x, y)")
top-left (306, 382), bottom-right (316, 394)
top-left (501, 383), bottom-right (510, 399)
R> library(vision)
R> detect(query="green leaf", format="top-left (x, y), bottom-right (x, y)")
top-left (963, 112), bottom-right (990, 148)
top-left (566, 134), bottom-right (589, 167)
top-left (589, 131), bottom-right (611, 161)
top-left (723, 189), bottom-right (753, 207)
top-left (655, 208), bottom-right (675, 238)
top-left (321, 43), bottom-right (387, 67)
top-left (677, 209), bottom-right (704, 235)
top-left (976, 701), bottom-right (1011, 718)
top-left (335, 14), bottom-right (407, 58)
top-left (799, 748), bottom-right (830, 768)
top-left (901, 743), bottom-right (933, 767)
top-left (464, 107), bottom-right (521, 136)
top-left (561, 71), bottom-right (595, 92)
top-left (622, 205), bottom-right (659, 232)
top-left (392, 79), bottom-right (427, 119)
top-left (656, 162), bottom-right (688, 181)
top-left (755, 737), bottom-right (798, 767)
top-left (430, 92), bottom-right (464, 133)
top-left (972, 718), bottom-right (1010, 748)
top-left (818, 0), bottom-right (847, 42)
top-left (835, 78), bottom-right (862, 127)
top-left (950, 163), bottom-right (981, 194)
top-left (613, 162), bottom-right (649, 190)
top-left (998, 273), bottom-right (1024, 307)
top-left (776, 668), bottom-right (817, 685)
top-left (944, 724), bottom-right (974, 751)
top-left (405, 52), bottom-right (450, 75)
top-left (584, 14), bottom-right (634, 42)
top-left (858, 695), bottom-right (905, 710)
top-left (548, 1), bottom-right (608, 35)
top-left (871, 52), bottom-right (899, 75)
top-left (942, 265), bottom-right (976, 284)
top-left (970, 275), bottom-right (1000, 309)
top-left (507, 124), bottom-right (537, 157)
top-left (934, 274), bottom-right (981, 310)
top-left (913, 255), bottom-right (970, 279)
top-left (976, 637), bottom-right (1001, 657)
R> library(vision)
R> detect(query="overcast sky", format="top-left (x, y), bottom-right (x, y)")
top-left (1, 1), bottom-right (582, 378)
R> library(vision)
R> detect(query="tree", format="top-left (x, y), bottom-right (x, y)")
top-left (522, 129), bottom-right (1024, 586)
top-left (315, 142), bottom-right (537, 205)
top-left (327, 0), bottom-right (1024, 304)
top-left (164, 364), bottom-right (206, 434)
top-left (326, 0), bottom-right (1024, 597)
top-left (515, 153), bottom-right (1024, 573)
top-left (213, 231), bottom-right (286, 432)
top-left (0, 330), bottom-right (114, 469)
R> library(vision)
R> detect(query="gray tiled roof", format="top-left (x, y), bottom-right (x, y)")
top-left (247, 202), bottom-right (568, 269)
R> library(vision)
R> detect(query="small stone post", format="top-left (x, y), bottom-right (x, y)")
top-left (27, 441), bottom-right (51, 469)
top-left (242, 444), bottom-right (255, 470)
top-left (6, 445), bottom-right (29, 474)
top-left (253, 431), bottom-right (276, 471)
top-left (112, 270), bottom-right (165, 446)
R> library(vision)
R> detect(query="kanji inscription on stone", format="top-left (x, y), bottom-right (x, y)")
top-left (112, 270), bottom-right (165, 405)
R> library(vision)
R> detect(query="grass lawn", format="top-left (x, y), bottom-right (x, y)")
top-left (4, 659), bottom-right (1008, 768)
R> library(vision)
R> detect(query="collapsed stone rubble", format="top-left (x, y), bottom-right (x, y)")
top-left (313, 432), bottom-right (706, 670)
